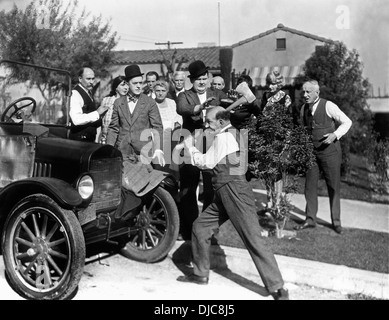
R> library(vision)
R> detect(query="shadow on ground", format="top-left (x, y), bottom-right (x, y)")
top-left (171, 241), bottom-right (270, 298)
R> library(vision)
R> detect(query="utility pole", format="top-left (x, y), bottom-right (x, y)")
top-left (218, 2), bottom-right (221, 47)
top-left (155, 41), bottom-right (183, 50)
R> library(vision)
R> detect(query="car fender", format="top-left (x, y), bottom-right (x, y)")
top-left (0, 177), bottom-right (82, 213)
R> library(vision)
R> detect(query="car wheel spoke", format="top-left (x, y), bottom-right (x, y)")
top-left (148, 225), bottom-right (164, 238)
top-left (47, 255), bottom-right (64, 276)
top-left (15, 236), bottom-right (34, 248)
top-left (46, 222), bottom-right (59, 241)
top-left (31, 214), bottom-right (41, 238)
top-left (21, 222), bottom-right (36, 242)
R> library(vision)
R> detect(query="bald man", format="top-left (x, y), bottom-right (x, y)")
top-left (176, 106), bottom-right (288, 300)
top-left (69, 67), bottom-right (109, 142)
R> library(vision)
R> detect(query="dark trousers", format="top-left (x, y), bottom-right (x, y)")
top-left (191, 180), bottom-right (284, 293)
top-left (178, 164), bottom-right (214, 240)
top-left (305, 142), bottom-right (342, 226)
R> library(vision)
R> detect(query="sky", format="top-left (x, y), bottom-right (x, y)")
top-left (1, 0), bottom-right (388, 95)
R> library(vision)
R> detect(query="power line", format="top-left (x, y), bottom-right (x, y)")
top-left (155, 41), bottom-right (183, 50)
top-left (120, 38), bottom-right (156, 44)
top-left (118, 32), bottom-right (162, 42)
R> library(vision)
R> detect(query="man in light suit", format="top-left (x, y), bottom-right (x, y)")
top-left (106, 65), bottom-right (165, 166)
top-left (176, 60), bottom-right (227, 240)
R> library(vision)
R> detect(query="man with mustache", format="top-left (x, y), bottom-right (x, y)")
top-left (176, 60), bottom-right (227, 240)
top-left (295, 79), bottom-right (352, 234)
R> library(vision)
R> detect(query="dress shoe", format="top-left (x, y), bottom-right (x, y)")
top-left (177, 274), bottom-right (209, 285)
top-left (334, 225), bottom-right (342, 234)
top-left (271, 288), bottom-right (289, 300)
top-left (294, 221), bottom-right (315, 231)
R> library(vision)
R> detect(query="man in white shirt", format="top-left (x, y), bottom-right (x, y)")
top-left (69, 67), bottom-right (109, 142)
top-left (176, 106), bottom-right (289, 300)
top-left (295, 79), bottom-right (352, 234)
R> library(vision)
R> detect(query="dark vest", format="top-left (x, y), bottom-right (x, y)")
top-left (211, 127), bottom-right (248, 190)
top-left (69, 84), bottom-right (101, 142)
top-left (303, 98), bottom-right (336, 149)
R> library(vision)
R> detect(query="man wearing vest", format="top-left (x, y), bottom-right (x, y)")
top-left (295, 80), bottom-right (352, 234)
top-left (176, 106), bottom-right (289, 300)
top-left (69, 67), bottom-right (109, 142)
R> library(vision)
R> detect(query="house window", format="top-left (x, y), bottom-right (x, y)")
top-left (276, 38), bottom-right (286, 50)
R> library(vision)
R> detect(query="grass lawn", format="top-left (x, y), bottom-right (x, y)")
top-left (213, 153), bottom-right (389, 274)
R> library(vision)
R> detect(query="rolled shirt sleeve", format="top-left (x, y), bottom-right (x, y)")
top-left (325, 100), bottom-right (352, 140)
top-left (188, 130), bottom-right (239, 170)
top-left (69, 90), bottom-right (100, 126)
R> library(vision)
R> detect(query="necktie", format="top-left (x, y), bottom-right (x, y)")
top-left (88, 90), bottom-right (94, 101)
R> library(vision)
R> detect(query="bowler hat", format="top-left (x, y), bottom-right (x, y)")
top-left (124, 65), bottom-right (144, 81)
top-left (188, 60), bottom-right (209, 79)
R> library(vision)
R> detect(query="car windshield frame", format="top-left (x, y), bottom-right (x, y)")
top-left (0, 59), bottom-right (72, 126)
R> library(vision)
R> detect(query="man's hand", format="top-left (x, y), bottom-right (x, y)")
top-left (152, 149), bottom-right (166, 167)
top-left (97, 104), bottom-right (109, 116)
top-left (193, 97), bottom-right (216, 114)
top-left (322, 133), bottom-right (337, 144)
top-left (183, 134), bottom-right (195, 149)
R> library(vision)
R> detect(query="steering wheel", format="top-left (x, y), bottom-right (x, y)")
top-left (1, 97), bottom-right (37, 122)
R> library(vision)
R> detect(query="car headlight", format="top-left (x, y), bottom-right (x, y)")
top-left (77, 174), bottom-right (94, 200)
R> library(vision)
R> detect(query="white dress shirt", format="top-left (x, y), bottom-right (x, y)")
top-left (69, 85), bottom-right (99, 126)
top-left (188, 124), bottom-right (239, 170)
top-left (300, 98), bottom-right (352, 140)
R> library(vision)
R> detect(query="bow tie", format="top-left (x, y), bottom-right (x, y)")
top-left (127, 93), bottom-right (140, 103)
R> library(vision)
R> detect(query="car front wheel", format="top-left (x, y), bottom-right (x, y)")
top-left (119, 186), bottom-right (179, 263)
top-left (2, 194), bottom-right (85, 300)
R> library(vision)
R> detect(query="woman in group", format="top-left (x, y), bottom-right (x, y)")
top-left (153, 80), bottom-right (183, 177)
top-left (99, 75), bottom-right (129, 144)
top-left (260, 70), bottom-right (292, 211)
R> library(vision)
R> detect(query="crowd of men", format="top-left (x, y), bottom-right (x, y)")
top-left (69, 60), bottom-right (352, 301)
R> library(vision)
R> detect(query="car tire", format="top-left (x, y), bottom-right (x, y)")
top-left (119, 186), bottom-right (179, 263)
top-left (1, 194), bottom-right (85, 300)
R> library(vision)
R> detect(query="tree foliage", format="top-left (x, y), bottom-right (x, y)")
top-left (0, 0), bottom-right (118, 82)
top-left (247, 102), bottom-right (315, 233)
top-left (295, 41), bottom-right (373, 173)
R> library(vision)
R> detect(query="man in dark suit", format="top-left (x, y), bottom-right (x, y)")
top-left (106, 65), bottom-right (165, 166)
top-left (176, 60), bottom-right (227, 240)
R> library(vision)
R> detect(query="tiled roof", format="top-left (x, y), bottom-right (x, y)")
top-left (112, 46), bottom-right (225, 70)
top-left (232, 23), bottom-right (336, 48)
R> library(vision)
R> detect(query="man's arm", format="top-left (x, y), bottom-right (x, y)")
top-left (186, 131), bottom-right (239, 170)
top-left (69, 90), bottom-right (100, 126)
top-left (326, 101), bottom-right (352, 140)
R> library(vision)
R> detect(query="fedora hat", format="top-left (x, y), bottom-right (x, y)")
top-left (124, 65), bottom-right (144, 81)
top-left (188, 60), bottom-right (209, 79)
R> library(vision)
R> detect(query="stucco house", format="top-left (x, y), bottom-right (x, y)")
top-left (231, 23), bottom-right (335, 88)
top-left (102, 24), bottom-right (335, 99)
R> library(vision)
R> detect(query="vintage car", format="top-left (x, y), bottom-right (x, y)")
top-left (0, 60), bottom-right (179, 300)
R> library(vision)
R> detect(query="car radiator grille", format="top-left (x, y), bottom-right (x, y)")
top-left (33, 162), bottom-right (52, 177)
top-left (90, 157), bottom-right (122, 211)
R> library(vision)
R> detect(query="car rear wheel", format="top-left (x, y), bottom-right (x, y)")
top-left (119, 186), bottom-right (179, 263)
top-left (2, 194), bottom-right (85, 300)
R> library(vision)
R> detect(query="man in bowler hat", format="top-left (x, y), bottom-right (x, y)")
top-left (176, 60), bottom-right (227, 240)
top-left (106, 64), bottom-right (165, 166)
